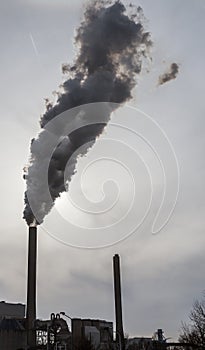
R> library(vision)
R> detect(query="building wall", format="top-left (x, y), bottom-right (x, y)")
top-left (84, 326), bottom-right (100, 348)
top-left (0, 330), bottom-right (26, 350)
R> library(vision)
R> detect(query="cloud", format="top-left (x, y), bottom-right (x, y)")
top-left (158, 63), bottom-right (179, 86)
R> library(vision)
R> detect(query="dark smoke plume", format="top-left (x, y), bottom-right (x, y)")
top-left (23, 0), bottom-right (152, 226)
top-left (158, 63), bottom-right (179, 86)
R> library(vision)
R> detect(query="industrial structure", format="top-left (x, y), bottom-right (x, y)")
top-left (0, 243), bottom-right (194, 350)
top-left (26, 225), bottom-right (38, 348)
top-left (0, 301), bottom-right (25, 320)
top-left (23, 226), bottom-right (125, 350)
top-left (72, 318), bottom-right (113, 349)
top-left (35, 313), bottom-right (71, 349)
top-left (113, 254), bottom-right (125, 350)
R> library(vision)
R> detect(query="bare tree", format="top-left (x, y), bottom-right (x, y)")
top-left (179, 296), bottom-right (205, 349)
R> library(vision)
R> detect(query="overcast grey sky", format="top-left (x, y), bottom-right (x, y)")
top-left (0, 0), bottom-right (205, 341)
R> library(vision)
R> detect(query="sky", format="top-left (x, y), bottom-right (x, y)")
top-left (0, 0), bottom-right (205, 341)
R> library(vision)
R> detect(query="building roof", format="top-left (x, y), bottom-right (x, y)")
top-left (0, 301), bottom-right (25, 319)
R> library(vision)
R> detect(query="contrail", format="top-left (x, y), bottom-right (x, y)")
top-left (29, 33), bottom-right (39, 57)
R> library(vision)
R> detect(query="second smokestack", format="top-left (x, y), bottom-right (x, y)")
top-left (113, 254), bottom-right (125, 350)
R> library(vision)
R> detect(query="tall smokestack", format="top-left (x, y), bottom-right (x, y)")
top-left (113, 254), bottom-right (125, 350)
top-left (26, 226), bottom-right (37, 348)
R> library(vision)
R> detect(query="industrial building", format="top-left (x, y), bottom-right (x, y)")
top-left (126, 337), bottom-right (153, 350)
top-left (36, 314), bottom-right (71, 349)
top-left (0, 301), bottom-right (26, 350)
top-left (72, 318), bottom-right (113, 350)
top-left (0, 301), bottom-right (25, 320)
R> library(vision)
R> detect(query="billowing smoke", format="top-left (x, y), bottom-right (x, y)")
top-left (158, 62), bottom-right (179, 86)
top-left (23, 0), bottom-right (152, 226)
